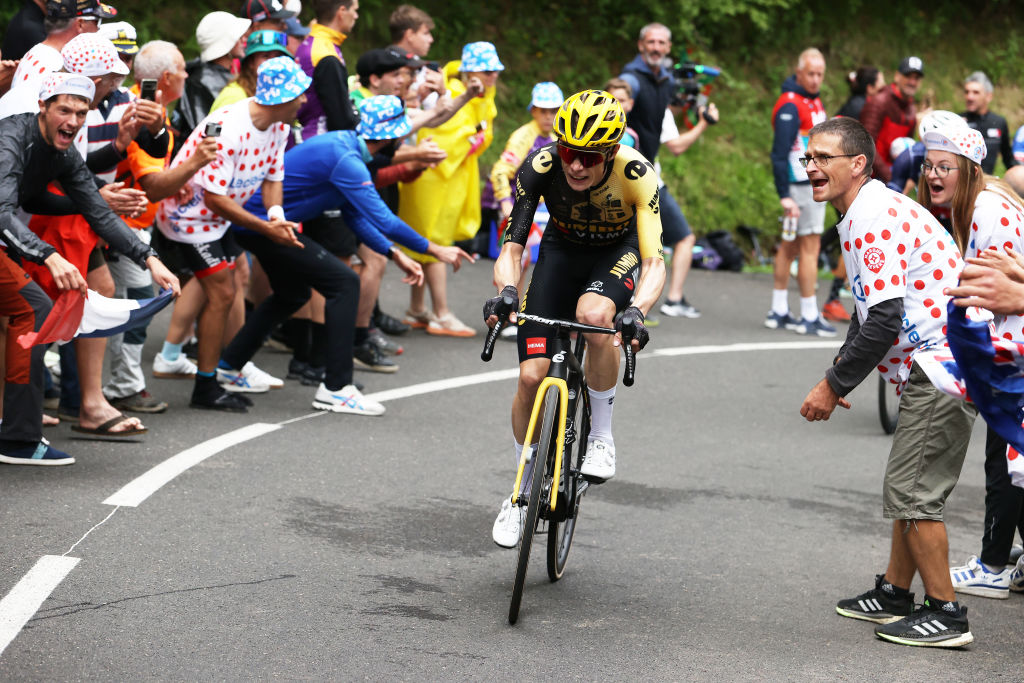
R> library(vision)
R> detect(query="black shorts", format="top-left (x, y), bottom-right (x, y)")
top-left (303, 211), bottom-right (359, 258)
top-left (516, 239), bottom-right (641, 362)
top-left (153, 229), bottom-right (241, 279)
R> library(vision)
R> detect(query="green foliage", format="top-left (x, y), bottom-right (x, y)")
top-left (6, 0), bottom-right (1023, 249)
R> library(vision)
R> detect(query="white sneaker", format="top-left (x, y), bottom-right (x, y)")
top-left (492, 496), bottom-right (524, 548)
top-left (1010, 555), bottom-right (1024, 593)
top-left (581, 439), bottom-right (616, 482)
top-left (216, 366), bottom-right (270, 393)
top-left (153, 352), bottom-right (197, 379)
top-left (311, 383), bottom-right (385, 416)
top-left (242, 361), bottom-right (283, 389)
top-left (950, 555), bottom-right (1012, 599)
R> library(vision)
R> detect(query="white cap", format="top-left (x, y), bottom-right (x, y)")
top-left (62, 33), bottom-right (130, 77)
top-left (196, 11), bottom-right (252, 63)
top-left (923, 126), bottom-right (987, 166)
top-left (39, 72), bottom-right (96, 102)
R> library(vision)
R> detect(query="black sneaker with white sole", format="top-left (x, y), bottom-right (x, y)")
top-left (874, 597), bottom-right (973, 648)
top-left (835, 574), bottom-right (914, 624)
top-left (353, 341), bottom-right (398, 373)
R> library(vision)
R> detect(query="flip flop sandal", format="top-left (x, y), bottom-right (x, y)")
top-left (71, 413), bottom-right (148, 440)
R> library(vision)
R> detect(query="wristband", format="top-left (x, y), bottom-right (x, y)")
top-left (267, 205), bottom-right (285, 221)
top-left (387, 246), bottom-right (397, 260)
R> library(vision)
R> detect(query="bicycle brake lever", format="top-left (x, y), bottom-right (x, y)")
top-left (619, 314), bottom-right (636, 387)
top-left (481, 295), bottom-right (516, 362)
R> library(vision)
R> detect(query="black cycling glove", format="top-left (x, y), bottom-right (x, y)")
top-left (615, 305), bottom-right (649, 350)
top-left (483, 285), bottom-right (519, 324)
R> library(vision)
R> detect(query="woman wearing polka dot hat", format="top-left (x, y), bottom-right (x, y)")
top-left (397, 41), bottom-right (502, 337)
top-left (918, 122), bottom-right (1024, 601)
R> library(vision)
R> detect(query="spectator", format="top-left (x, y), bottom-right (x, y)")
top-left (283, 16), bottom-right (309, 56)
top-left (240, 0), bottom-right (296, 33)
top-left (387, 5), bottom-right (445, 111)
top-left (619, 22), bottom-right (700, 319)
top-left (210, 30), bottom-right (291, 111)
top-left (603, 78), bottom-right (640, 149)
top-left (0, 0), bottom-right (111, 119)
top-left (156, 56), bottom-right (311, 412)
top-left (398, 41), bottom-right (501, 337)
top-left (836, 66), bottom-right (884, 120)
top-left (2, 0), bottom-right (47, 62)
top-left (294, 0), bottom-right (361, 143)
top-left (223, 96), bottom-right (470, 410)
top-left (765, 47), bottom-right (834, 337)
top-left (0, 73), bottom-right (94, 465)
top-left (961, 70), bottom-right (1016, 175)
top-left (860, 55), bottom-right (922, 183)
top-left (800, 116), bottom-right (977, 648)
top-left (172, 11), bottom-right (251, 146)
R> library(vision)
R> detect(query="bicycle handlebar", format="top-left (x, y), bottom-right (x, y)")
top-left (481, 308), bottom-right (637, 386)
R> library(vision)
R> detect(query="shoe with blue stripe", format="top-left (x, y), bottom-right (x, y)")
top-left (312, 383), bottom-right (385, 416)
top-left (949, 555), bottom-right (1011, 599)
top-left (874, 597), bottom-right (973, 648)
top-left (216, 366), bottom-right (270, 393)
top-left (795, 316), bottom-right (838, 337)
top-left (0, 441), bottom-right (75, 466)
top-left (764, 311), bottom-right (800, 330)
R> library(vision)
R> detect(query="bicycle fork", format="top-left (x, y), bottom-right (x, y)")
top-left (511, 376), bottom-right (568, 513)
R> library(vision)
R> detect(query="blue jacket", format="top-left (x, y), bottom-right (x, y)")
top-left (240, 131), bottom-right (429, 255)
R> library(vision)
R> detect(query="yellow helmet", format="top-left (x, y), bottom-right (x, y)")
top-left (553, 89), bottom-right (626, 149)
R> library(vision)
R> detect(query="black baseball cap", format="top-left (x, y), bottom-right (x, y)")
top-left (239, 0), bottom-right (295, 22)
top-left (47, 0), bottom-right (118, 21)
top-left (357, 48), bottom-right (417, 83)
top-left (898, 56), bottom-right (924, 77)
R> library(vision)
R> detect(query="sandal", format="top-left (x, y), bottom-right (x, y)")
top-left (71, 413), bottom-right (147, 440)
top-left (427, 312), bottom-right (477, 338)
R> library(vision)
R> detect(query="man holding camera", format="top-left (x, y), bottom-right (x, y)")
top-left (156, 56), bottom-right (311, 412)
top-left (620, 22), bottom-right (714, 320)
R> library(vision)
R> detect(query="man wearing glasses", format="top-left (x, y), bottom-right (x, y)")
top-left (484, 90), bottom-right (666, 548)
top-left (798, 116), bottom-right (978, 648)
top-left (767, 47), bottom-right (834, 337)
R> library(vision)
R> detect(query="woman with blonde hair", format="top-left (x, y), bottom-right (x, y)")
top-left (918, 123), bottom-right (1024, 599)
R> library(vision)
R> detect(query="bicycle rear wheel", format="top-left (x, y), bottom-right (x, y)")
top-left (547, 386), bottom-right (588, 581)
top-left (509, 385), bottom-right (559, 625)
top-left (878, 374), bottom-right (900, 435)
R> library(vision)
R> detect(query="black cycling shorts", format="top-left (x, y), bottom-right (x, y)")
top-left (153, 229), bottom-right (241, 279)
top-left (516, 239), bottom-right (641, 362)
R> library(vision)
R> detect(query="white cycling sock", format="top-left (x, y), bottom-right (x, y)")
top-left (800, 296), bottom-right (819, 322)
top-left (771, 289), bottom-right (789, 316)
top-left (513, 437), bottom-right (523, 469)
top-left (588, 386), bottom-right (615, 447)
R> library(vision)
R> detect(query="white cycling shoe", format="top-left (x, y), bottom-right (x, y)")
top-left (580, 438), bottom-right (616, 482)
top-left (492, 497), bottom-right (524, 548)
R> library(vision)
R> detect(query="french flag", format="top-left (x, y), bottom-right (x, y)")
top-left (917, 302), bottom-right (1024, 488)
top-left (17, 288), bottom-right (174, 348)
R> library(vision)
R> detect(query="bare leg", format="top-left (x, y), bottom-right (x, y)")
top-left (577, 293), bottom-right (619, 392)
top-left (164, 277), bottom-right (205, 346)
top-left (195, 269), bottom-right (236, 374)
top-left (886, 519), bottom-right (957, 601)
top-left (423, 261), bottom-right (449, 317)
top-left (796, 233), bottom-right (821, 299)
top-left (666, 234), bottom-right (695, 301)
top-left (224, 259), bottom-right (249, 345)
top-left (356, 245), bottom-right (386, 328)
top-left (511, 357), bottom-right (549, 443)
top-left (773, 238), bottom-right (797, 290)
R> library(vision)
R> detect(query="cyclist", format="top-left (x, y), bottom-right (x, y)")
top-left (483, 90), bottom-right (666, 547)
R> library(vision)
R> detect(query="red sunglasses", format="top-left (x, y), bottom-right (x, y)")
top-left (557, 144), bottom-right (609, 168)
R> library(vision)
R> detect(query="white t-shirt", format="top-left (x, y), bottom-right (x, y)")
top-left (157, 98), bottom-right (288, 244)
top-left (965, 187), bottom-right (1024, 340)
top-left (0, 43), bottom-right (63, 119)
top-left (840, 179), bottom-right (963, 384)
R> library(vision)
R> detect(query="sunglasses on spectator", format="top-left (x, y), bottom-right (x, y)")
top-left (557, 144), bottom-right (610, 168)
top-left (248, 31), bottom-right (288, 48)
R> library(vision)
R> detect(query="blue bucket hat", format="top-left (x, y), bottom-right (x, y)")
top-left (255, 55), bottom-right (311, 105)
top-left (528, 82), bottom-right (563, 110)
top-left (357, 95), bottom-right (412, 140)
top-left (460, 41), bottom-right (504, 73)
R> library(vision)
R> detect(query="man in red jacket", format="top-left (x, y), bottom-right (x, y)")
top-left (859, 56), bottom-right (922, 183)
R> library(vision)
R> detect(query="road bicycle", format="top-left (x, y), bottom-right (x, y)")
top-left (481, 301), bottom-right (637, 625)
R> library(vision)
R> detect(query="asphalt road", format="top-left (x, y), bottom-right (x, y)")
top-left (1, 263), bottom-right (1020, 680)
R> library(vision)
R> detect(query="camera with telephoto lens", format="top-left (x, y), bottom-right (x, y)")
top-left (670, 60), bottom-right (721, 124)
top-left (204, 121), bottom-right (222, 137)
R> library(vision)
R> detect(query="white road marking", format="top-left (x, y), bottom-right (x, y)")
top-left (102, 423), bottom-right (282, 507)
top-left (650, 340), bottom-right (841, 357)
top-left (0, 556), bottom-right (79, 656)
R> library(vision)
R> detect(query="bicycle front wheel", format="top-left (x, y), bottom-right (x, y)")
top-left (509, 385), bottom-right (559, 625)
top-left (548, 385), bottom-right (587, 581)
top-left (878, 374), bottom-right (899, 435)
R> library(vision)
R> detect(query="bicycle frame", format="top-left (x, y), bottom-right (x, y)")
top-left (510, 333), bottom-right (584, 512)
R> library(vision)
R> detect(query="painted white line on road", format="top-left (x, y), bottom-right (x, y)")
top-left (365, 367), bottom-right (520, 403)
top-left (103, 423), bottom-right (282, 508)
top-left (0, 555), bottom-right (79, 656)
top-left (650, 340), bottom-right (842, 357)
